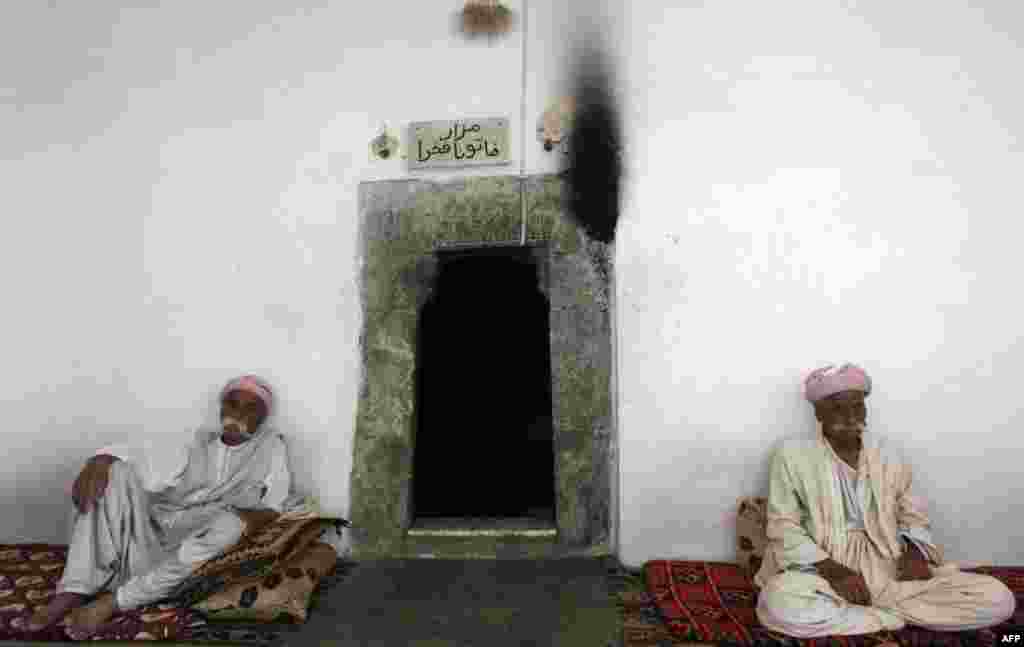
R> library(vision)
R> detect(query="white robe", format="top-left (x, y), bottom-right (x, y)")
top-left (97, 426), bottom-right (291, 527)
top-left (57, 426), bottom-right (291, 610)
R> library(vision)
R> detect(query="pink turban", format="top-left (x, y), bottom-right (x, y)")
top-left (220, 375), bottom-right (273, 414)
top-left (803, 364), bottom-right (871, 402)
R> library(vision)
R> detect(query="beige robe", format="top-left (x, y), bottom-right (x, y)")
top-left (755, 426), bottom-right (1015, 637)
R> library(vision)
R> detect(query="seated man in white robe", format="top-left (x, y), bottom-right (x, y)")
top-left (755, 363), bottom-right (1015, 638)
top-left (27, 375), bottom-right (291, 637)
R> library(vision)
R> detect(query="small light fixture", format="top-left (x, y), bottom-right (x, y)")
top-left (370, 123), bottom-right (400, 161)
top-left (458, 0), bottom-right (514, 39)
top-left (538, 96), bottom-right (576, 153)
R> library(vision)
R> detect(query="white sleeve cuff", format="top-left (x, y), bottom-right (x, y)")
top-left (115, 587), bottom-right (129, 611)
top-left (95, 445), bottom-right (134, 461)
top-left (900, 528), bottom-right (937, 562)
top-left (900, 525), bottom-right (934, 545)
top-left (790, 540), bottom-right (830, 567)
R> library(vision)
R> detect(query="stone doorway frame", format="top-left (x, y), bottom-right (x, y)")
top-left (350, 175), bottom-right (615, 558)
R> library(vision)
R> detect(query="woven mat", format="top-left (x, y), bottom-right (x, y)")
top-left (0, 543), bottom-right (356, 645)
top-left (617, 560), bottom-right (1024, 647)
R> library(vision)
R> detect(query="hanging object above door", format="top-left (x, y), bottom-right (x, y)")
top-left (457, 0), bottom-right (515, 40)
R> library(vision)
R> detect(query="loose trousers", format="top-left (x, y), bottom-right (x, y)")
top-left (757, 529), bottom-right (1016, 637)
top-left (57, 460), bottom-right (245, 610)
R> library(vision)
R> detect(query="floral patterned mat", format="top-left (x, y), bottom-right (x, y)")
top-left (0, 544), bottom-right (356, 644)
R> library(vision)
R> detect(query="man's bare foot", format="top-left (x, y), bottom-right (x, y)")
top-left (26, 591), bottom-right (87, 632)
top-left (66, 591), bottom-right (119, 638)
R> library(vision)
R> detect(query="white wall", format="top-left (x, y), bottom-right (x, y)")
top-left (0, 0), bottom-right (586, 547)
top-left (3, 0), bottom-right (1021, 569)
top-left (617, 0), bottom-right (1024, 569)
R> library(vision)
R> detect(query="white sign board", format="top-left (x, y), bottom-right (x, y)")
top-left (408, 118), bottom-right (511, 170)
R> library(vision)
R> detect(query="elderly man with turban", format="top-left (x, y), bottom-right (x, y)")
top-left (755, 364), bottom-right (1015, 638)
top-left (26, 375), bottom-right (291, 637)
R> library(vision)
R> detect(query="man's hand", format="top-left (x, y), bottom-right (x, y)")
top-left (233, 508), bottom-right (281, 537)
top-left (72, 455), bottom-right (120, 514)
top-left (897, 543), bottom-right (933, 582)
top-left (815, 558), bottom-right (872, 606)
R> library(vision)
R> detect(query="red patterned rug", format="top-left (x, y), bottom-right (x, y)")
top-left (641, 561), bottom-right (1024, 647)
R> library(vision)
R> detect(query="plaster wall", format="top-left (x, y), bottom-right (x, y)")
top-left (3, 0), bottom-right (1022, 571)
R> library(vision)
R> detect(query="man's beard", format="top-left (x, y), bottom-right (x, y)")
top-left (832, 423), bottom-right (864, 432)
top-left (825, 422), bottom-right (865, 445)
top-left (221, 416), bottom-right (253, 439)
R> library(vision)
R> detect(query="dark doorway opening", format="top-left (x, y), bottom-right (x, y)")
top-left (412, 245), bottom-right (555, 520)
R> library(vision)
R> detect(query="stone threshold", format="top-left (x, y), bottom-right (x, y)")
top-left (360, 533), bottom-right (611, 560)
top-left (354, 513), bottom-right (612, 561)
top-left (407, 516), bottom-right (557, 537)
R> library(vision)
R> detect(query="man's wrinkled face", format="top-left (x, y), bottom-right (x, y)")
top-left (815, 390), bottom-right (867, 441)
top-left (220, 390), bottom-right (268, 443)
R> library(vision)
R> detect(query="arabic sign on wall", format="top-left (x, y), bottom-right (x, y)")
top-left (408, 118), bottom-right (510, 170)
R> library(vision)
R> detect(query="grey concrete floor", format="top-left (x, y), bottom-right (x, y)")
top-left (1, 557), bottom-right (629, 647)
top-left (297, 557), bottom-right (621, 647)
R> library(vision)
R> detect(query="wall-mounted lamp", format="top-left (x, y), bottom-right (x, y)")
top-left (370, 124), bottom-right (400, 161)
top-left (538, 96), bottom-right (576, 153)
